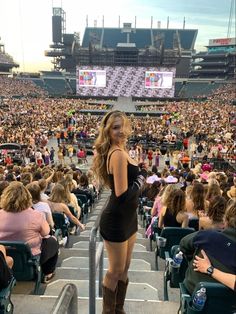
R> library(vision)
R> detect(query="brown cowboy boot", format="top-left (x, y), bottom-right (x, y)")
top-left (102, 284), bottom-right (117, 314)
top-left (115, 278), bottom-right (129, 314)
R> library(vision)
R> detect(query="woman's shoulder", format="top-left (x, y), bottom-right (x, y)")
top-left (24, 207), bottom-right (45, 220)
top-left (108, 148), bottom-right (127, 162)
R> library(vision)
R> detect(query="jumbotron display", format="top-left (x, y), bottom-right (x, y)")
top-left (76, 66), bottom-right (175, 98)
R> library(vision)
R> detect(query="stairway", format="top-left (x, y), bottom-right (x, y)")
top-left (11, 190), bottom-right (180, 313)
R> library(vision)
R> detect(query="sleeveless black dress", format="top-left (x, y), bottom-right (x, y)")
top-left (100, 162), bottom-right (139, 242)
top-left (163, 207), bottom-right (182, 227)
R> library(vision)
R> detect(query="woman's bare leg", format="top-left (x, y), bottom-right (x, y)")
top-left (103, 240), bottom-right (128, 291)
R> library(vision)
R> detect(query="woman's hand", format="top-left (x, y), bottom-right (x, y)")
top-left (193, 249), bottom-right (211, 273)
top-left (79, 223), bottom-right (86, 231)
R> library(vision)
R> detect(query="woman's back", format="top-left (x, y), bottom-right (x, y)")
top-left (163, 207), bottom-right (182, 227)
top-left (0, 208), bottom-right (46, 255)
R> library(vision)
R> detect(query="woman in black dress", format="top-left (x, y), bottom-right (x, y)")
top-left (93, 111), bottom-right (147, 314)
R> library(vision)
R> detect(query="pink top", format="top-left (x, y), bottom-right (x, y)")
top-left (152, 196), bottom-right (162, 217)
top-left (0, 208), bottom-right (49, 256)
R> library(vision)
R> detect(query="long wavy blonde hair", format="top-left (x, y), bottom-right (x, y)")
top-left (92, 111), bottom-right (131, 187)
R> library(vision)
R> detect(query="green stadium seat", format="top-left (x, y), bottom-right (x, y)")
top-left (155, 227), bottom-right (195, 270)
top-left (0, 241), bottom-right (42, 295)
top-left (0, 277), bottom-right (16, 314)
top-left (179, 281), bottom-right (236, 314)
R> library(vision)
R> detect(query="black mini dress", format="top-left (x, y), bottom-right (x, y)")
top-left (100, 162), bottom-right (139, 242)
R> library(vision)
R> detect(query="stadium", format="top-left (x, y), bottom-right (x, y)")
top-left (0, 2), bottom-right (236, 314)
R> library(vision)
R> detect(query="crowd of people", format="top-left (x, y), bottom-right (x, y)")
top-left (0, 77), bottom-right (235, 310)
top-left (0, 161), bottom-right (100, 287)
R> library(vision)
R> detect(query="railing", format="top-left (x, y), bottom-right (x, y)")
top-left (51, 283), bottom-right (78, 314)
top-left (89, 211), bottom-right (104, 314)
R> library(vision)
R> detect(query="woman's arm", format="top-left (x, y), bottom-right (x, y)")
top-left (0, 245), bottom-right (13, 269)
top-left (110, 150), bottom-right (128, 197)
top-left (158, 206), bottom-right (166, 228)
top-left (70, 193), bottom-right (81, 218)
top-left (46, 212), bottom-right (54, 228)
top-left (62, 204), bottom-right (85, 230)
top-left (194, 249), bottom-right (236, 291)
top-left (45, 169), bottom-right (55, 185)
top-left (151, 197), bottom-right (159, 217)
top-left (40, 219), bottom-right (50, 237)
top-left (111, 150), bottom-right (147, 200)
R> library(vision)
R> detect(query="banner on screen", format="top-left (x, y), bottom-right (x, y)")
top-left (79, 70), bottom-right (106, 87)
top-left (145, 71), bottom-right (173, 89)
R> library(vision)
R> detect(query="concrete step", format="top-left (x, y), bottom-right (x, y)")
top-left (53, 268), bottom-right (162, 290)
top-left (44, 279), bottom-right (158, 300)
top-left (61, 257), bottom-right (152, 271)
top-left (79, 230), bottom-right (144, 239)
top-left (73, 241), bottom-right (147, 252)
top-left (58, 248), bottom-right (155, 267)
top-left (12, 294), bottom-right (179, 314)
top-left (68, 235), bottom-right (150, 248)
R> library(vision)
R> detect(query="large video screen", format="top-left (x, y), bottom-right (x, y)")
top-left (76, 66), bottom-right (175, 98)
top-left (145, 71), bottom-right (173, 89)
top-left (79, 70), bottom-right (106, 87)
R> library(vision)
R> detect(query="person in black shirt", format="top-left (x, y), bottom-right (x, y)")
top-left (93, 111), bottom-right (147, 314)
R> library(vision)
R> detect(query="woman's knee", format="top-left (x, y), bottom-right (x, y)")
top-left (106, 268), bottom-right (124, 281)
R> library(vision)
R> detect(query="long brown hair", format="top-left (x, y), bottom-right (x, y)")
top-left (191, 182), bottom-right (206, 212)
top-left (92, 111), bottom-right (131, 187)
top-left (167, 189), bottom-right (186, 216)
top-left (208, 196), bottom-right (226, 223)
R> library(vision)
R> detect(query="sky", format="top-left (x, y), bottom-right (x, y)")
top-left (0, 0), bottom-right (234, 72)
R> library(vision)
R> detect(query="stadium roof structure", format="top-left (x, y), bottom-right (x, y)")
top-left (82, 27), bottom-right (197, 51)
top-left (45, 7), bottom-right (198, 75)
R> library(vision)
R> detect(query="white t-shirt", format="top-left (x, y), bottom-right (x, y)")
top-left (32, 201), bottom-right (52, 220)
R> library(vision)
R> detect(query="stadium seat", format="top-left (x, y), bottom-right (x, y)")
top-left (178, 281), bottom-right (236, 314)
top-left (75, 194), bottom-right (91, 218)
top-left (0, 241), bottom-right (42, 295)
top-left (155, 227), bottom-right (195, 270)
top-left (76, 198), bottom-right (86, 223)
top-left (52, 213), bottom-right (70, 247)
top-left (0, 277), bottom-right (16, 314)
top-left (163, 245), bottom-right (188, 301)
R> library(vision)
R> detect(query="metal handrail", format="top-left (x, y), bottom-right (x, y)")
top-left (51, 283), bottom-right (78, 314)
top-left (89, 207), bottom-right (104, 314)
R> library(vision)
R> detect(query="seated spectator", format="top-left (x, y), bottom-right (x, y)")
top-left (0, 244), bottom-right (13, 289)
top-left (73, 173), bottom-right (94, 205)
top-left (26, 182), bottom-right (54, 228)
top-left (47, 183), bottom-right (85, 231)
top-left (186, 182), bottom-right (209, 218)
top-left (145, 181), bottom-right (161, 203)
top-left (193, 249), bottom-right (236, 291)
top-left (38, 178), bottom-right (50, 201)
top-left (158, 189), bottom-right (189, 228)
top-left (60, 174), bottom-right (82, 217)
top-left (0, 182), bottom-right (59, 283)
top-left (205, 182), bottom-right (222, 202)
top-left (227, 186), bottom-right (236, 202)
top-left (87, 169), bottom-right (100, 198)
top-left (0, 181), bottom-right (9, 197)
top-left (199, 196), bottom-right (226, 230)
top-left (180, 200), bottom-right (236, 294)
top-left (20, 172), bottom-right (33, 186)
